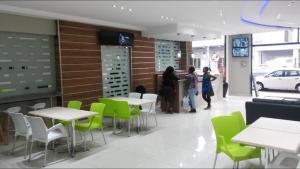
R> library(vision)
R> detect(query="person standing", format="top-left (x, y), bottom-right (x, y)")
top-left (186, 66), bottom-right (198, 113)
top-left (162, 66), bottom-right (179, 113)
top-left (201, 67), bottom-right (217, 110)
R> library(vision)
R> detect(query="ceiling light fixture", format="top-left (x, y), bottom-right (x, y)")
top-left (276, 13), bottom-right (281, 20)
top-left (166, 17), bottom-right (169, 20)
top-left (161, 16), bottom-right (164, 19)
top-left (128, 8), bottom-right (132, 12)
top-left (220, 10), bottom-right (223, 17)
top-left (120, 6), bottom-right (124, 10)
top-left (222, 20), bottom-right (226, 25)
top-left (112, 4), bottom-right (117, 8)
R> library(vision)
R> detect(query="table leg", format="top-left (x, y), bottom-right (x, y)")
top-left (71, 120), bottom-right (75, 157)
top-left (265, 148), bottom-right (269, 168)
top-left (113, 116), bottom-right (116, 134)
top-left (145, 103), bottom-right (153, 130)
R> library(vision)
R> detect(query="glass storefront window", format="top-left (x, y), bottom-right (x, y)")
top-left (192, 38), bottom-right (225, 77)
top-left (253, 29), bottom-right (298, 45)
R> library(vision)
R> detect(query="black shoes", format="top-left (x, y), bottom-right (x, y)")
top-left (189, 108), bottom-right (196, 113)
top-left (204, 105), bottom-right (211, 110)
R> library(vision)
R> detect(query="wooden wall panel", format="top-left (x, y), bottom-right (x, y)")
top-left (58, 20), bottom-right (156, 109)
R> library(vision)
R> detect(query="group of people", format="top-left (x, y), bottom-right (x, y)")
top-left (161, 66), bottom-right (216, 113)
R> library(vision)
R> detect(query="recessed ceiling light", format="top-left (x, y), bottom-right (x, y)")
top-left (276, 14), bottom-right (281, 20)
top-left (120, 6), bottom-right (124, 10)
top-left (170, 18), bottom-right (174, 21)
top-left (220, 10), bottom-right (223, 17)
top-left (288, 4), bottom-right (292, 6)
top-left (223, 20), bottom-right (226, 25)
top-left (166, 17), bottom-right (169, 20)
top-left (161, 16), bottom-right (164, 19)
top-left (112, 4), bottom-right (117, 8)
top-left (128, 8), bottom-right (132, 12)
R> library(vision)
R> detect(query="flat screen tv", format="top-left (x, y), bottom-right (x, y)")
top-left (232, 37), bottom-right (249, 57)
top-left (98, 31), bottom-right (134, 46)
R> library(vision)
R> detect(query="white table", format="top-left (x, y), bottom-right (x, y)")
top-left (251, 117), bottom-right (300, 134)
top-left (111, 97), bottom-right (156, 130)
top-left (29, 107), bottom-right (97, 157)
top-left (232, 117), bottom-right (300, 168)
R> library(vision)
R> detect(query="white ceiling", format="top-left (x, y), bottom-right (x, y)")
top-left (0, 1), bottom-right (299, 41)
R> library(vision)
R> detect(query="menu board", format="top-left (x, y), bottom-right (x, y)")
top-left (155, 40), bottom-right (180, 71)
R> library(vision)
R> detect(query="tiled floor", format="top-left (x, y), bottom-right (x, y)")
top-left (0, 96), bottom-right (263, 168)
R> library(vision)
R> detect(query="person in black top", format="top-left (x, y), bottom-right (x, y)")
top-left (162, 66), bottom-right (179, 113)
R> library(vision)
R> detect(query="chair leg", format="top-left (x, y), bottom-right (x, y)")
top-left (43, 143), bottom-right (48, 167)
top-left (233, 161), bottom-right (236, 169)
top-left (79, 132), bottom-right (83, 140)
top-left (83, 132), bottom-right (87, 151)
top-left (11, 135), bottom-right (16, 154)
top-left (90, 131), bottom-right (94, 141)
top-left (213, 153), bottom-right (218, 169)
top-left (101, 128), bottom-right (106, 144)
top-left (259, 157), bottom-right (262, 167)
top-left (66, 137), bottom-right (70, 154)
top-left (28, 141), bottom-right (33, 162)
top-left (137, 116), bottom-right (140, 134)
top-left (154, 113), bottom-right (158, 126)
top-left (24, 138), bottom-right (28, 159)
top-left (236, 161), bottom-right (239, 169)
top-left (128, 120), bottom-right (131, 137)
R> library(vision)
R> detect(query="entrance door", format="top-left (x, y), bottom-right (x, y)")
top-left (101, 46), bottom-right (130, 97)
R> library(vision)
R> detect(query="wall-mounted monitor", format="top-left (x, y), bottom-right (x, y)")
top-left (232, 37), bottom-right (249, 57)
top-left (98, 31), bottom-right (134, 46)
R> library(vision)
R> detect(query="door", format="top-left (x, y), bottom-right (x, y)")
top-left (284, 70), bottom-right (300, 90)
top-left (264, 70), bottom-right (284, 89)
top-left (101, 46), bottom-right (130, 97)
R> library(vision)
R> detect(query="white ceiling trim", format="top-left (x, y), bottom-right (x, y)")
top-left (0, 4), bottom-right (145, 31)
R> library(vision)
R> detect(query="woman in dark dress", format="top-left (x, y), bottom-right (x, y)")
top-left (162, 66), bottom-right (179, 113)
top-left (202, 67), bottom-right (217, 110)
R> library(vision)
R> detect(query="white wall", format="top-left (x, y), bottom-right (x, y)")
top-left (226, 34), bottom-right (252, 96)
top-left (0, 13), bottom-right (56, 35)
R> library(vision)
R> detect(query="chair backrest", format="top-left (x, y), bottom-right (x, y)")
top-left (5, 106), bottom-right (21, 113)
top-left (67, 100), bottom-right (82, 110)
top-left (99, 98), bottom-right (115, 117)
top-left (9, 112), bottom-right (30, 135)
top-left (211, 115), bottom-right (241, 151)
top-left (26, 116), bottom-right (48, 141)
top-left (141, 94), bottom-right (157, 113)
top-left (128, 92), bottom-right (141, 99)
top-left (89, 103), bottom-right (106, 128)
top-left (114, 100), bottom-right (131, 119)
top-left (231, 111), bottom-right (246, 131)
top-left (31, 103), bottom-right (46, 110)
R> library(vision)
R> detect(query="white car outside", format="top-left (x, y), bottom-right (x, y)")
top-left (255, 69), bottom-right (300, 92)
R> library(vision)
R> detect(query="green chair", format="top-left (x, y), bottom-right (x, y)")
top-left (99, 98), bottom-right (116, 127)
top-left (114, 100), bottom-right (141, 137)
top-left (231, 111), bottom-right (247, 131)
top-left (75, 103), bottom-right (106, 151)
top-left (58, 100), bottom-right (82, 125)
top-left (211, 115), bottom-right (261, 169)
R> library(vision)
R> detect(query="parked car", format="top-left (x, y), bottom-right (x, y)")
top-left (255, 69), bottom-right (300, 92)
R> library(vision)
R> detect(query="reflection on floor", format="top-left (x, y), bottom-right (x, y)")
top-left (255, 90), bottom-right (300, 99)
top-left (0, 96), bottom-right (264, 168)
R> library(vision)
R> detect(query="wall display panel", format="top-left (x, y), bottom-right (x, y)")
top-left (101, 46), bottom-right (130, 97)
top-left (0, 31), bottom-right (56, 98)
top-left (155, 40), bottom-right (180, 71)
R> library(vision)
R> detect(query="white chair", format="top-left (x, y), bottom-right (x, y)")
top-left (267, 152), bottom-right (300, 169)
top-left (3, 106), bottom-right (21, 133)
top-left (128, 92), bottom-right (141, 99)
top-left (26, 116), bottom-right (69, 166)
top-left (9, 112), bottom-right (32, 159)
top-left (29, 103), bottom-right (46, 110)
top-left (4, 106), bottom-right (21, 114)
top-left (141, 94), bottom-right (158, 126)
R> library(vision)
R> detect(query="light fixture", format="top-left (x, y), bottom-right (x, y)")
top-left (161, 16), bottom-right (164, 19)
top-left (191, 53), bottom-right (195, 59)
top-left (220, 10), bottom-right (223, 17)
top-left (166, 17), bottom-right (169, 20)
top-left (223, 20), bottom-right (226, 25)
top-left (276, 13), bottom-right (281, 20)
top-left (120, 6), bottom-right (124, 10)
top-left (170, 18), bottom-right (174, 21)
top-left (129, 8), bottom-right (132, 12)
top-left (112, 4), bottom-right (117, 8)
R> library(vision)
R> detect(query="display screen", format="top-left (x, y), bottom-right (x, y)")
top-left (98, 31), bottom-right (134, 46)
top-left (232, 37), bottom-right (249, 57)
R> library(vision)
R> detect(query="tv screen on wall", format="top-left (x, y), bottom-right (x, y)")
top-left (98, 31), bottom-right (134, 46)
top-left (232, 37), bottom-right (249, 57)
